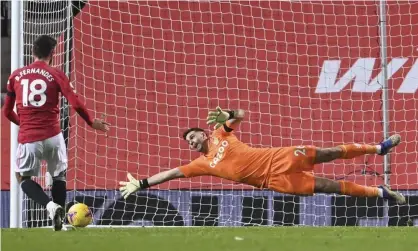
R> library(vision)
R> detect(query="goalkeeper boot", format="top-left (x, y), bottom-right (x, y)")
top-left (379, 185), bottom-right (406, 204)
top-left (379, 134), bottom-right (401, 156)
top-left (46, 201), bottom-right (64, 231)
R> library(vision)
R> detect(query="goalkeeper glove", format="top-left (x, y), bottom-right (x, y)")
top-left (119, 173), bottom-right (149, 199)
top-left (206, 106), bottom-right (233, 129)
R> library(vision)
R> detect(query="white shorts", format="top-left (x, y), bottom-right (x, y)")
top-left (15, 133), bottom-right (68, 177)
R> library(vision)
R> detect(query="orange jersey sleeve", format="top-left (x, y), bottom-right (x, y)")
top-left (212, 125), bottom-right (232, 138)
top-left (178, 156), bottom-right (210, 178)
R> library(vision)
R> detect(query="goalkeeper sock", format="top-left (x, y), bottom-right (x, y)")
top-left (339, 181), bottom-right (379, 197)
top-left (21, 179), bottom-right (50, 207)
top-left (52, 180), bottom-right (67, 208)
top-left (338, 144), bottom-right (380, 159)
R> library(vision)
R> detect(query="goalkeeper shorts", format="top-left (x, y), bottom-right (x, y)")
top-left (267, 145), bottom-right (317, 195)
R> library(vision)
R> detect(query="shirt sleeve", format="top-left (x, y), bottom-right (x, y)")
top-left (2, 77), bottom-right (20, 125)
top-left (6, 76), bottom-right (15, 94)
top-left (56, 71), bottom-right (94, 126)
top-left (178, 157), bottom-right (210, 178)
top-left (211, 125), bottom-right (232, 138)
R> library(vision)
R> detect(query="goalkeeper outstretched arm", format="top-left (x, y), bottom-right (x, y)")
top-left (119, 106), bottom-right (244, 199)
top-left (119, 168), bottom-right (184, 199)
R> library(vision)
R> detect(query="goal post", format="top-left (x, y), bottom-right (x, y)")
top-left (9, 0), bottom-right (23, 229)
top-left (9, 0), bottom-right (418, 228)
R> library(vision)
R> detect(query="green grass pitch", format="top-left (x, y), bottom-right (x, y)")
top-left (2, 227), bottom-right (418, 251)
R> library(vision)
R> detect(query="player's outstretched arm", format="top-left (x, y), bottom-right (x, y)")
top-left (119, 168), bottom-right (185, 199)
top-left (206, 106), bottom-right (245, 131)
top-left (58, 73), bottom-right (110, 132)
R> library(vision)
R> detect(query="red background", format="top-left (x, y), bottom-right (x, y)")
top-left (2, 1), bottom-right (418, 190)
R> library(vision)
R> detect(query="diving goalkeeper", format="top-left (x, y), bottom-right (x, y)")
top-left (119, 107), bottom-right (405, 204)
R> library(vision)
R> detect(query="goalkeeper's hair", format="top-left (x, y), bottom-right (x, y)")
top-left (32, 35), bottom-right (57, 59)
top-left (182, 127), bottom-right (206, 140)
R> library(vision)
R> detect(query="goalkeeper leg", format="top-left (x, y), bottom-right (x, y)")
top-left (314, 177), bottom-right (406, 204)
top-left (269, 172), bottom-right (405, 204)
top-left (314, 134), bottom-right (400, 164)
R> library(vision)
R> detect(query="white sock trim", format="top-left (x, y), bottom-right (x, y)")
top-left (377, 188), bottom-right (383, 198)
top-left (376, 145), bottom-right (382, 154)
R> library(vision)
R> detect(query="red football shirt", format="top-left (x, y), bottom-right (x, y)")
top-left (5, 61), bottom-right (93, 144)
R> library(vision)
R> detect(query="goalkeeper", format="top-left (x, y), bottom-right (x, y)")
top-left (119, 107), bottom-right (405, 204)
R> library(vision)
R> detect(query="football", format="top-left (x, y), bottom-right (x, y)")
top-left (67, 203), bottom-right (93, 227)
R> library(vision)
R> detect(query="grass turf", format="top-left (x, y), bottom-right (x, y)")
top-left (2, 227), bottom-right (418, 251)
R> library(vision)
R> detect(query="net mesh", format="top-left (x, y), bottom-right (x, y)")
top-left (20, 0), bottom-right (418, 227)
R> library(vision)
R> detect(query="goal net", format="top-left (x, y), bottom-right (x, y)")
top-left (19, 0), bottom-right (418, 227)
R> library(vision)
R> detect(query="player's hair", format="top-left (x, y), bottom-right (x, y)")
top-left (182, 127), bottom-right (206, 140)
top-left (32, 35), bottom-right (57, 59)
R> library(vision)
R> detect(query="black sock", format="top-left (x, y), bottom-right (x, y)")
top-left (20, 179), bottom-right (50, 207)
top-left (52, 180), bottom-right (66, 208)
